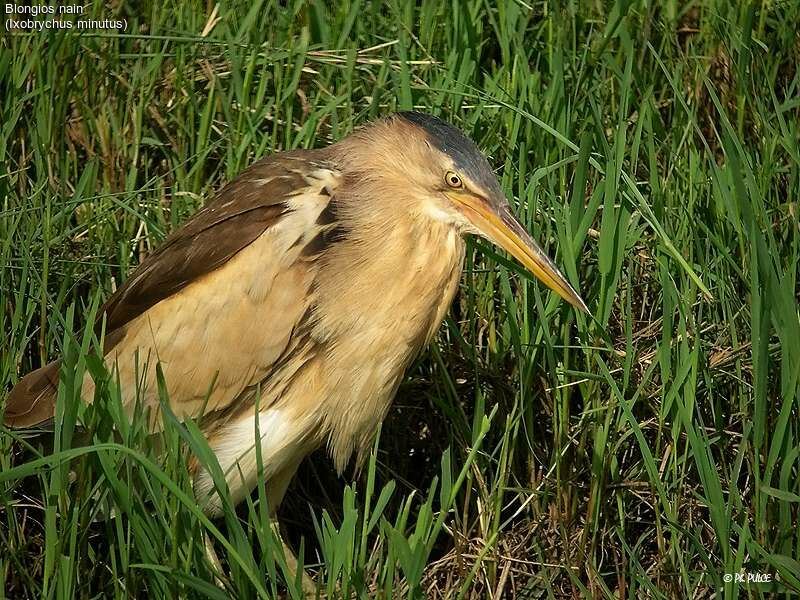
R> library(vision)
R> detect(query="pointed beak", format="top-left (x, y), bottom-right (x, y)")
top-left (447, 190), bottom-right (589, 314)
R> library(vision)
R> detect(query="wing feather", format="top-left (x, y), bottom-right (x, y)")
top-left (101, 150), bottom-right (329, 336)
top-left (5, 149), bottom-right (339, 429)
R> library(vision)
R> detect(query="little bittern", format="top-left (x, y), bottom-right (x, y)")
top-left (4, 112), bottom-right (586, 574)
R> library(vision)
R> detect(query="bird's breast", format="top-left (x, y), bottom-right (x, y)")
top-left (305, 222), bottom-right (465, 470)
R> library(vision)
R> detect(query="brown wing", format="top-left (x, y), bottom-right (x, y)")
top-left (3, 360), bottom-right (62, 428)
top-left (100, 150), bottom-right (330, 336)
top-left (4, 149), bottom-right (338, 428)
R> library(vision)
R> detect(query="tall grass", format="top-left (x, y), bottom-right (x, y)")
top-left (1, 1), bottom-right (799, 597)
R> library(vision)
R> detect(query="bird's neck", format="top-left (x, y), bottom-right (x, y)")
top-left (315, 203), bottom-right (465, 343)
top-left (309, 207), bottom-right (465, 469)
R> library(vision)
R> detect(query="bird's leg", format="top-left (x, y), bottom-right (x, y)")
top-left (271, 520), bottom-right (318, 596)
top-left (261, 459), bottom-right (319, 595)
top-left (202, 521), bottom-right (315, 594)
top-left (203, 531), bottom-right (227, 588)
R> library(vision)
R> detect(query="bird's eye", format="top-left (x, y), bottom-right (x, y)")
top-left (445, 171), bottom-right (463, 188)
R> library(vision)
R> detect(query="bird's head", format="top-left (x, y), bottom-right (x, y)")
top-left (337, 111), bottom-right (588, 313)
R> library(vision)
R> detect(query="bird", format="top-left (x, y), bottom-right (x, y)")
top-left (3, 111), bottom-right (587, 586)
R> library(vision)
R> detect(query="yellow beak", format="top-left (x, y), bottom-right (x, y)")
top-left (448, 191), bottom-right (589, 313)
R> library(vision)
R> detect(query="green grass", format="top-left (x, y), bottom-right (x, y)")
top-left (1, 0), bottom-right (799, 597)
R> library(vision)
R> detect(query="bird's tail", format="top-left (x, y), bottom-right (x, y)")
top-left (3, 359), bottom-right (61, 428)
